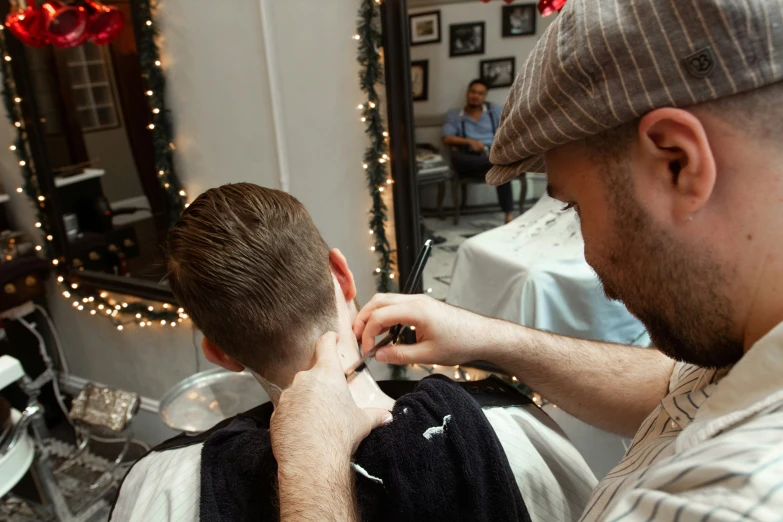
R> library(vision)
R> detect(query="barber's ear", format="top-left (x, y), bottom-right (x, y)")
top-left (329, 248), bottom-right (357, 301)
top-left (201, 337), bottom-right (245, 372)
top-left (637, 108), bottom-right (717, 223)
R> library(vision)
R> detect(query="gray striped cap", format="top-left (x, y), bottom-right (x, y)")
top-left (487, 0), bottom-right (783, 184)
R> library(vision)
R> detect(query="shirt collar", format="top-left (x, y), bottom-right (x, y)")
top-left (677, 320), bottom-right (783, 451)
top-left (459, 104), bottom-right (488, 118)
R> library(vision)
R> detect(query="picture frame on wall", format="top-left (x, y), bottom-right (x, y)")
top-left (409, 11), bottom-right (441, 46)
top-left (449, 22), bottom-right (485, 57)
top-left (411, 60), bottom-right (429, 101)
top-left (480, 57), bottom-right (516, 89)
top-left (502, 4), bottom-right (537, 37)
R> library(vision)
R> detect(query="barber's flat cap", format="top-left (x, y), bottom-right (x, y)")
top-left (487, 0), bottom-right (783, 184)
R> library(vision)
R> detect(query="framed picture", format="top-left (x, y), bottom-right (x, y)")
top-left (502, 4), bottom-right (537, 37)
top-left (449, 22), bottom-right (485, 57)
top-left (409, 11), bottom-right (441, 46)
top-left (411, 60), bottom-right (429, 101)
top-left (480, 57), bottom-right (516, 89)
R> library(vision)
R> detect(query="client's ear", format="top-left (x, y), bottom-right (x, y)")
top-left (201, 337), bottom-right (245, 372)
top-left (329, 248), bottom-right (357, 302)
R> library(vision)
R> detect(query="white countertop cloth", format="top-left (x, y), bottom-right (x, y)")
top-left (447, 195), bottom-right (649, 346)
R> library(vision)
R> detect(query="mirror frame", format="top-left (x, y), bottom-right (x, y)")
top-left (1, 0), bottom-right (179, 302)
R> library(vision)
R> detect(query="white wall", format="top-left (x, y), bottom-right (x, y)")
top-left (410, 1), bottom-right (552, 209)
top-left (0, 0), bottom-right (378, 405)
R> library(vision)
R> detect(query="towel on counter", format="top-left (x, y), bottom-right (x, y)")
top-left (199, 375), bottom-right (530, 522)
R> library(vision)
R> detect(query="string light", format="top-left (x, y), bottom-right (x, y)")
top-left (78, 305), bottom-right (84, 310)
top-left (357, 104), bottom-right (363, 110)
top-left (98, 304), bottom-right (104, 310)
top-left (57, 276), bottom-right (64, 283)
top-left (13, 97), bottom-right (20, 103)
top-left (362, 163), bottom-right (368, 169)
top-left (136, 313), bottom-right (142, 319)
top-left (161, 320), bottom-right (167, 326)
top-left (9, 145), bottom-right (15, 151)
top-left (389, 273), bottom-right (395, 279)
top-left (34, 222), bottom-right (41, 228)
top-left (100, 292), bottom-right (108, 298)
top-left (378, 158), bottom-right (386, 163)
top-left (386, 179), bottom-right (392, 184)
top-left (122, 302), bottom-right (128, 308)
top-left (37, 195), bottom-right (44, 201)
top-left (18, 160), bottom-right (25, 166)
top-left (62, 291), bottom-right (70, 298)
top-left (360, 117), bottom-right (366, 122)
top-left (117, 325), bottom-right (124, 331)
top-left (90, 310), bottom-right (96, 315)
top-left (145, 90), bottom-right (153, 96)
top-left (16, 187), bottom-right (22, 192)
top-left (71, 283), bottom-right (78, 289)
top-left (178, 308), bottom-right (184, 313)
top-left (52, 259), bottom-right (59, 265)
top-left (352, 34), bottom-right (361, 40)
top-left (369, 229), bottom-right (374, 235)
top-left (163, 303), bottom-right (169, 309)
top-left (179, 190), bottom-right (186, 196)
top-left (154, 60), bottom-right (161, 66)
top-left (146, 20), bottom-right (152, 25)
top-left (370, 246), bottom-right (375, 251)
top-left (410, 326), bottom-right (416, 331)
top-left (378, 187), bottom-right (384, 192)
top-left (148, 306), bottom-right (154, 312)
top-left (152, 108), bottom-right (160, 114)
top-left (140, 322), bottom-right (146, 328)
top-left (148, 123), bottom-right (155, 130)
top-left (382, 131), bottom-right (388, 137)
top-left (368, 101), bottom-right (376, 108)
top-left (375, 268), bottom-right (381, 273)
top-left (14, 122), bottom-right (20, 128)
top-left (34, 245), bottom-right (41, 251)
top-left (3, 55), bottom-right (10, 62)
top-left (427, 288), bottom-right (433, 293)
top-left (46, 235), bottom-right (52, 240)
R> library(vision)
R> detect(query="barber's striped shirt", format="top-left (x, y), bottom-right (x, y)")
top-left (582, 320), bottom-right (783, 521)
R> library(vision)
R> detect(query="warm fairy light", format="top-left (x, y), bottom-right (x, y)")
top-left (146, 90), bottom-right (153, 96)
top-left (369, 229), bottom-right (374, 235)
top-left (98, 304), bottom-right (105, 310)
top-left (57, 276), bottom-right (64, 283)
top-left (179, 190), bottom-right (186, 196)
top-left (360, 117), bottom-right (366, 122)
top-left (136, 313), bottom-right (142, 319)
top-left (34, 222), bottom-right (41, 228)
top-left (382, 131), bottom-right (388, 137)
top-left (78, 305), bottom-right (84, 310)
top-left (146, 20), bottom-right (152, 25)
top-left (177, 308), bottom-right (184, 313)
top-left (454, 371), bottom-right (460, 379)
top-left (37, 195), bottom-right (44, 201)
top-left (378, 187), bottom-right (384, 192)
top-left (52, 259), bottom-right (59, 265)
top-left (155, 60), bottom-right (161, 66)
top-left (163, 303), bottom-right (169, 309)
top-left (16, 187), bottom-right (22, 192)
top-left (72, 301), bottom-right (79, 307)
top-left (375, 268), bottom-right (381, 273)
top-left (35, 245), bottom-right (41, 251)
top-left (161, 320), bottom-right (167, 326)
top-left (362, 163), bottom-right (368, 169)
top-left (140, 322), bottom-right (146, 327)
top-left (389, 273), bottom-right (395, 279)
top-left (114, 304), bottom-right (121, 310)
top-left (3, 55), bottom-right (10, 61)
top-left (19, 160), bottom-right (25, 166)
top-left (47, 235), bottom-right (53, 240)
top-left (153, 108), bottom-right (160, 114)
top-left (14, 97), bottom-right (21, 103)
top-left (386, 179), bottom-right (392, 184)
top-left (148, 123), bottom-right (155, 129)
top-left (181, 314), bottom-right (188, 320)
top-left (433, 364), bottom-right (438, 368)
top-left (63, 291), bottom-right (70, 298)
top-left (427, 288), bottom-right (432, 293)
top-left (352, 34), bottom-right (360, 40)
top-left (382, 154), bottom-right (388, 159)
top-left (158, 170), bottom-right (164, 176)
top-left (9, 145), bottom-right (15, 151)
top-left (512, 376), bottom-right (518, 382)
top-left (100, 292), bottom-right (108, 298)
top-left (14, 122), bottom-right (21, 128)
top-left (378, 158), bottom-right (386, 163)
top-left (368, 101), bottom-right (376, 108)
top-left (90, 310), bottom-right (96, 315)
top-left (465, 373), bottom-right (472, 381)
top-left (117, 325), bottom-right (124, 331)
top-left (357, 104), bottom-right (363, 110)
top-left (410, 326), bottom-right (416, 331)
top-left (148, 306), bottom-right (154, 311)
top-left (71, 283), bottom-right (78, 289)
top-left (88, 297), bottom-right (94, 302)
top-left (170, 322), bottom-right (175, 328)
top-left (164, 183), bottom-right (170, 188)
top-left (122, 302), bottom-right (128, 308)
top-left (370, 246), bottom-right (375, 251)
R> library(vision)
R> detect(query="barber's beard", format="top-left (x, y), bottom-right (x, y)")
top-left (592, 170), bottom-right (743, 369)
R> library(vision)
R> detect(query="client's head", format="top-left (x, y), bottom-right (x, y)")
top-left (167, 183), bottom-right (360, 391)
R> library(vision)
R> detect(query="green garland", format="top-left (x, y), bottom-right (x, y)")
top-left (356, 0), bottom-right (394, 293)
top-left (0, 4), bottom-right (184, 326)
top-left (0, 28), bottom-right (55, 260)
top-left (136, 0), bottom-right (186, 228)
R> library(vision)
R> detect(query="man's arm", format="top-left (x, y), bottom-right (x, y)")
top-left (354, 294), bottom-right (673, 437)
top-left (271, 333), bottom-right (392, 521)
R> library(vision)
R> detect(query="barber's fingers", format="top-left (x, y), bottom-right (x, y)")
top-left (353, 293), bottom-right (419, 341)
top-left (365, 407), bottom-right (394, 431)
top-left (313, 331), bottom-right (342, 373)
top-left (359, 302), bottom-right (424, 354)
top-left (374, 341), bottom-right (437, 365)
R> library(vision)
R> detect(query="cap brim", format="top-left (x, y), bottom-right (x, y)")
top-left (486, 155), bottom-right (545, 186)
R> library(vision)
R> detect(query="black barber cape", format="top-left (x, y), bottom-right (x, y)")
top-left (114, 376), bottom-right (532, 522)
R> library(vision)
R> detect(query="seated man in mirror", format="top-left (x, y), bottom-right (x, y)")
top-left (109, 183), bottom-right (595, 522)
top-left (443, 79), bottom-right (524, 224)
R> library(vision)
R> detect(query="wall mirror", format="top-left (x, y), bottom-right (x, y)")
top-left (1, 0), bottom-right (181, 302)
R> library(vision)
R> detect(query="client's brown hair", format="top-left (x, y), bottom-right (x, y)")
top-left (167, 183), bottom-right (337, 377)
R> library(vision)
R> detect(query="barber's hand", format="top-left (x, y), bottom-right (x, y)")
top-left (467, 139), bottom-right (486, 153)
top-left (270, 332), bottom-right (393, 472)
top-left (353, 294), bottom-right (489, 366)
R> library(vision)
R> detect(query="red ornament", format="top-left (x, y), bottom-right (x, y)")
top-left (5, 5), bottom-right (48, 47)
top-left (84, 0), bottom-right (125, 46)
top-left (538, 0), bottom-right (567, 16)
top-left (41, 1), bottom-right (88, 48)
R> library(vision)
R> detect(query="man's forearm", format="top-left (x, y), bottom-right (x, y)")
top-left (279, 460), bottom-right (358, 522)
top-left (443, 136), bottom-right (471, 147)
top-left (482, 319), bottom-right (673, 437)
